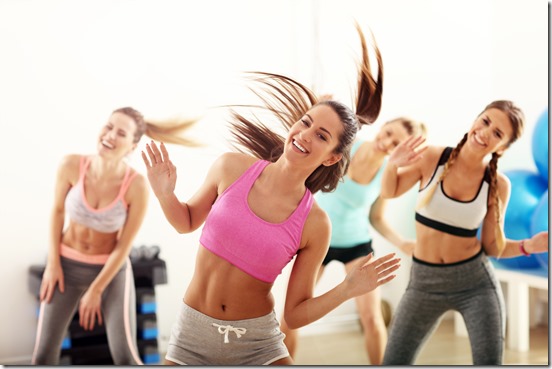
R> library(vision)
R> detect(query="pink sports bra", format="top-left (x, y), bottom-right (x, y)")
top-left (200, 160), bottom-right (314, 283)
top-left (64, 156), bottom-right (137, 233)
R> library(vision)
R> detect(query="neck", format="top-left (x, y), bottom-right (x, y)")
top-left (263, 159), bottom-right (310, 196)
top-left (456, 146), bottom-right (489, 171)
top-left (89, 155), bottom-right (127, 179)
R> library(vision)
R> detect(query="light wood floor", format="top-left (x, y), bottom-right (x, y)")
top-left (293, 319), bottom-right (549, 365)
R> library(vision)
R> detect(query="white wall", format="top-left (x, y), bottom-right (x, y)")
top-left (0, 0), bottom-right (547, 364)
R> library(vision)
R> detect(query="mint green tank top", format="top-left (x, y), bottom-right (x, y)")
top-left (315, 140), bottom-right (386, 248)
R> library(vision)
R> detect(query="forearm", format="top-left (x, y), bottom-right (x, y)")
top-left (89, 245), bottom-right (131, 293)
top-left (155, 192), bottom-right (193, 233)
top-left (371, 218), bottom-right (405, 248)
top-left (284, 283), bottom-right (349, 329)
top-left (380, 163), bottom-right (399, 198)
top-left (493, 236), bottom-right (546, 258)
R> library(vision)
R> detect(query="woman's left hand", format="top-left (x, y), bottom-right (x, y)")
top-left (79, 288), bottom-right (103, 331)
top-left (526, 231), bottom-right (549, 254)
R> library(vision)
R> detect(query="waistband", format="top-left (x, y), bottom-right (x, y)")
top-left (412, 247), bottom-right (484, 267)
top-left (60, 243), bottom-right (110, 265)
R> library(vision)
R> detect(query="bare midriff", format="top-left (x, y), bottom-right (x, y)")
top-left (184, 245), bottom-right (276, 320)
top-left (62, 222), bottom-right (118, 255)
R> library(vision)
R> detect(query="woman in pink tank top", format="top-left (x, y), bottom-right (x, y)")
top-left (33, 107), bottom-right (197, 365)
top-left (143, 24), bottom-right (401, 366)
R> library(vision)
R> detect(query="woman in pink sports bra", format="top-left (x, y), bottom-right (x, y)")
top-left (32, 107), bottom-right (196, 365)
top-left (143, 25), bottom-right (401, 366)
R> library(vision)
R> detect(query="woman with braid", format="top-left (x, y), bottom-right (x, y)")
top-left (380, 100), bottom-right (549, 365)
top-left (32, 107), bottom-right (197, 365)
top-left (142, 25), bottom-right (400, 365)
top-left (280, 116), bottom-right (426, 365)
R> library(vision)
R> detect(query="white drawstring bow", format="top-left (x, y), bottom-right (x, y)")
top-left (212, 323), bottom-right (247, 343)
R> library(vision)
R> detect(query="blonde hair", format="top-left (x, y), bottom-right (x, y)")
top-left (416, 100), bottom-right (524, 255)
top-left (385, 117), bottom-right (427, 139)
top-left (113, 107), bottom-right (200, 147)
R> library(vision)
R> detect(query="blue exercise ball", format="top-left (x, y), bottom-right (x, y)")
top-left (532, 108), bottom-right (548, 181)
top-left (503, 170), bottom-right (547, 234)
top-left (531, 191), bottom-right (548, 271)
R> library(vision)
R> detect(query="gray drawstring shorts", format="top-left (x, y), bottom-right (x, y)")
top-left (165, 301), bottom-right (289, 365)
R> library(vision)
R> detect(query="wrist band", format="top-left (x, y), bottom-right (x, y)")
top-left (519, 240), bottom-right (530, 256)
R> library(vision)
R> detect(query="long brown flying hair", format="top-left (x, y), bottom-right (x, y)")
top-left (228, 23), bottom-right (384, 193)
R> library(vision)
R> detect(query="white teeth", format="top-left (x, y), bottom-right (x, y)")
top-left (102, 140), bottom-right (114, 149)
top-left (474, 134), bottom-right (486, 146)
top-left (293, 140), bottom-right (307, 153)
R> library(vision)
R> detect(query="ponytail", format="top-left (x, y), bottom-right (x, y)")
top-left (113, 107), bottom-right (200, 147)
top-left (229, 23), bottom-right (383, 193)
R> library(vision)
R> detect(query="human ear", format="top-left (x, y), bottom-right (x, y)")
top-left (322, 153), bottom-right (342, 166)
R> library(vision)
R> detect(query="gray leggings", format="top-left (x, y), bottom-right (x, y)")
top-left (32, 256), bottom-right (142, 365)
top-left (383, 249), bottom-right (506, 365)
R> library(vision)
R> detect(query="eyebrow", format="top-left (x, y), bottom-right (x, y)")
top-left (306, 113), bottom-right (334, 139)
top-left (485, 114), bottom-right (504, 136)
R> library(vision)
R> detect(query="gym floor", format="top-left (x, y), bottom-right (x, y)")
top-left (293, 318), bottom-right (549, 365)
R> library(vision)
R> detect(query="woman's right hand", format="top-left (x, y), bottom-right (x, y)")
top-left (343, 252), bottom-right (401, 299)
top-left (40, 261), bottom-right (65, 303)
top-left (388, 135), bottom-right (427, 168)
top-left (142, 141), bottom-right (178, 199)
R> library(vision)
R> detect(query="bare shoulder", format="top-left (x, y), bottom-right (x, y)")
top-left (57, 154), bottom-right (83, 184)
top-left (127, 171), bottom-right (149, 198)
top-left (301, 200), bottom-right (332, 249)
top-left (495, 171), bottom-right (511, 195)
top-left (212, 152), bottom-right (260, 185)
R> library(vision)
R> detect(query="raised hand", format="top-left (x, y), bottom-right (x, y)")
top-left (343, 253), bottom-right (401, 299)
top-left (142, 141), bottom-right (177, 198)
top-left (388, 135), bottom-right (427, 168)
top-left (525, 231), bottom-right (549, 254)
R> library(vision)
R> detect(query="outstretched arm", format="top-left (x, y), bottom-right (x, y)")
top-left (283, 206), bottom-right (401, 329)
top-left (481, 173), bottom-right (549, 257)
top-left (380, 136), bottom-right (427, 199)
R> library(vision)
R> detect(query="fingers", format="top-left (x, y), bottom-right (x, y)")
top-left (41, 282), bottom-right (57, 304)
top-left (97, 310), bottom-right (103, 326)
top-left (79, 307), bottom-right (98, 331)
top-left (160, 142), bottom-right (170, 163)
top-left (141, 150), bottom-right (151, 168)
top-left (360, 252), bottom-right (374, 267)
top-left (377, 273), bottom-right (398, 286)
top-left (39, 282), bottom-right (47, 302)
top-left (145, 142), bottom-right (158, 165)
top-left (143, 141), bottom-right (170, 169)
top-left (59, 275), bottom-right (65, 293)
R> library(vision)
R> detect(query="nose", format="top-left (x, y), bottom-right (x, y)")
top-left (299, 127), bottom-right (312, 142)
top-left (105, 130), bottom-right (117, 140)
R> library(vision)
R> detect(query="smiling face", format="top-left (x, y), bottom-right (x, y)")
top-left (374, 120), bottom-right (412, 155)
top-left (468, 107), bottom-right (514, 156)
top-left (97, 112), bottom-right (138, 159)
top-left (286, 104), bottom-right (344, 168)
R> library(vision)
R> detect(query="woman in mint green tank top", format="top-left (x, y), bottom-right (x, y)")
top-left (281, 116), bottom-right (426, 364)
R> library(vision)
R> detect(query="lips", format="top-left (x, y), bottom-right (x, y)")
top-left (473, 133), bottom-right (486, 147)
top-left (292, 139), bottom-right (308, 153)
top-left (101, 139), bottom-right (114, 149)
